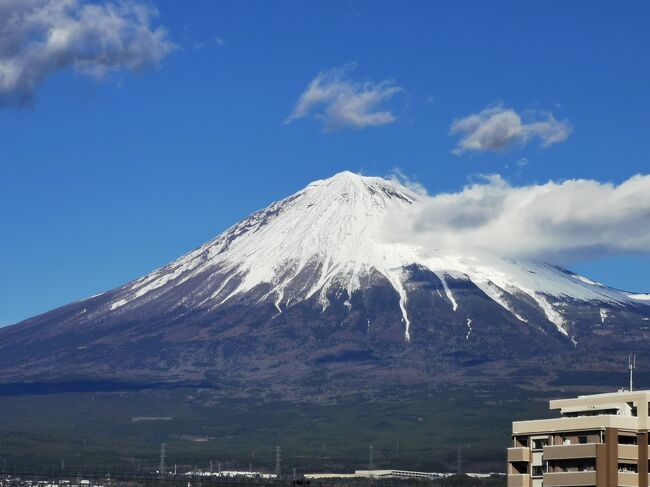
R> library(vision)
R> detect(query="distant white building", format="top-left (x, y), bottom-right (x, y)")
top-left (185, 470), bottom-right (277, 479)
top-left (305, 469), bottom-right (498, 480)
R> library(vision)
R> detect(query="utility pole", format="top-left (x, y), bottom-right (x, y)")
top-left (275, 445), bottom-right (282, 477)
top-left (629, 353), bottom-right (636, 391)
top-left (159, 443), bottom-right (166, 473)
top-left (368, 444), bottom-right (374, 470)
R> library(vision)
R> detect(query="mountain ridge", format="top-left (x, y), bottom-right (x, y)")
top-left (1, 171), bottom-right (649, 391)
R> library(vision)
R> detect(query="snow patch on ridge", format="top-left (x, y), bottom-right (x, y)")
top-left (573, 274), bottom-right (603, 287)
top-left (600, 308), bottom-right (608, 324)
top-left (478, 281), bottom-right (527, 323)
top-left (528, 292), bottom-right (568, 336)
top-left (437, 272), bottom-right (458, 311)
top-left (110, 298), bottom-right (128, 311)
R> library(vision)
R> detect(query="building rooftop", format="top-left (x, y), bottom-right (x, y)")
top-left (513, 389), bottom-right (650, 435)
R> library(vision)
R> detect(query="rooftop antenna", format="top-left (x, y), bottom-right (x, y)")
top-left (629, 354), bottom-right (636, 391)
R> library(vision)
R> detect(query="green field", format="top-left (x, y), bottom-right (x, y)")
top-left (0, 385), bottom-right (554, 474)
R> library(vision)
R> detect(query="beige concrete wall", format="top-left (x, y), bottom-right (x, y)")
top-left (550, 391), bottom-right (650, 431)
top-left (618, 471), bottom-right (639, 487)
top-left (507, 474), bottom-right (530, 487)
top-left (619, 444), bottom-right (639, 460)
top-left (543, 444), bottom-right (597, 460)
top-left (507, 447), bottom-right (531, 462)
top-left (543, 471), bottom-right (597, 486)
top-left (513, 415), bottom-right (638, 435)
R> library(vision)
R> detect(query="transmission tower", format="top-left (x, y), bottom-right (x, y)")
top-left (159, 443), bottom-right (166, 473)
top-left (629, 353), bottom-right (637, 391)
top-left (368, 444), bottom-right (374, 470)
top-left (275, 445), bottom-right (282, 476)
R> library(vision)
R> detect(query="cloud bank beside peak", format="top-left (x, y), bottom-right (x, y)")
top-left (384, 173), bottom-right (650, 263)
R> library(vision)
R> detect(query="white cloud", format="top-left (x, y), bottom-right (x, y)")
top-left (384, 174), bottom-right (650, 262)
top-left (285, 63), bottom-right (403, 131)
top-left (0, 0), bottom-right (175, 106)
top-left (450, 104), bottom-right (572, 155)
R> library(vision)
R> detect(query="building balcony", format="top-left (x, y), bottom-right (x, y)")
top-left (542, 443), bottom-right (596, 459)
top-left (543, 471), bottom-right (597, 486)
top-left (507, 474), bottom-right (529, 487)
top-left (618, 444), bottom-right (638, 460)
top-left (618, 472), bottom-right (638, 487)
top-left (507, 447), bottom-right (531, 462)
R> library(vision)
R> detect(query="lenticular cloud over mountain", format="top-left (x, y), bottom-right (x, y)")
top-left (384, 173), bottom-right (650, 262)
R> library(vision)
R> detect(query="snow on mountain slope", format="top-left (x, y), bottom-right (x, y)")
top-left (105, 171), bottom-right (647, 341)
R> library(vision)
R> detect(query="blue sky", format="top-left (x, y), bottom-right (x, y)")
top-left (1, 0), bottom-right (649, 326)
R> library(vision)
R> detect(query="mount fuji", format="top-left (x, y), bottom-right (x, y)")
top-left (2, 171), bottom-right (649, 394)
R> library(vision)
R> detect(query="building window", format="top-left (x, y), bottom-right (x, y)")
top-left (548, 459), bottom-right (595, 473)
top-left (578, 436), bottom-right (588, 444)
top-left (618, 435), bottom-right (637, 445)
top-left (533, 438), bottom-right (549, 450)
top-left (510, 462), bottom-right (528, 475)
top-left (618, 463), bottom-right (637, 473)
top-left (532, 466), bottom-right (544, 477)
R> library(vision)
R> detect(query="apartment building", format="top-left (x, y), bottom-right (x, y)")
top-left (507, 390), bottom-right (650, 487)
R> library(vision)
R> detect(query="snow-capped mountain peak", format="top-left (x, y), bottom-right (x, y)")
top-left (106, 172), bottom-right (647, 342)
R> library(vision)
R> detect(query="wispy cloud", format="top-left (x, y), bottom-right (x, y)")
top-left (0, 0), bottom-right (175, 107)
top-left (449, 104), bottom-right (572, 155)
top-left (285, 63), bottom-right (403, 131)
top-left (384, 174), bottom-right (650, 262)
